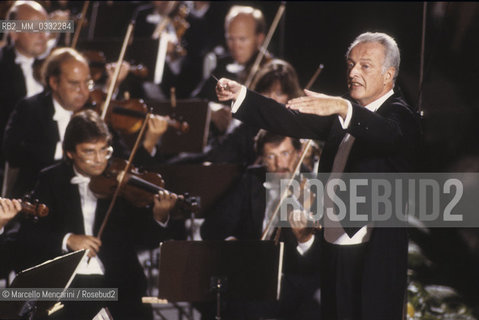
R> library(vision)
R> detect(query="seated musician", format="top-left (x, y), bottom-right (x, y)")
top-left (193, 5), bottom-right (268, 139)
top-left (3, 47), bottom-right (168, 197)
top-left (17, 110), bottom-right (177, 320)
top-left (201, 130), bottom-right (322, 320)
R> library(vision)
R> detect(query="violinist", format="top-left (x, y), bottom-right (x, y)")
top-left (0, 1), bottom-right (48, 174)
top-left (193, 5), bottom-right (268, 140)
top-left (134, 2), bottom-right (226, 99)
top-left (3, 47), bottom-right (168, 198)
top-left (17, 110), bottom-right (176, 320)
top-left (201, 131), bottom-right (322, 320)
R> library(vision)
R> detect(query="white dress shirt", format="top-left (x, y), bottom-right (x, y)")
top-left (52, 98), bottom-right (73, 160)
top-left (14, 50), bottom-right (43, 97)
top-left (63, 168), bottom-right (105, 275)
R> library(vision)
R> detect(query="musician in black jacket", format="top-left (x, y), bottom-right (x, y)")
top-left (18, 110), bottom-right (177, 320)
top-left (202, 130), bottom-right (322, 319)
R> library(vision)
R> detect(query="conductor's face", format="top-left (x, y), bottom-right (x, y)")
top-left (226, 14), bottom-right (264, 65)
top-left (347, 42), bottom-right (395, 106)
top-left (66, 139), bottom-right (111, 177)
top-left (262, 138), bottom-right (299, 174)
top-left (50, 59), bottom-right (92, 112)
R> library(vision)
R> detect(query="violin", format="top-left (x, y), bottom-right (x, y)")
top-left (88, 89), bottom-right (189, 135)
top-left (89, 158), bottom-right (199, 214)
top-left (152, 1), bottom-right (190, 59)
top-left (20, 199), bottom-right (49, 218)
top-left (82, 50), bottom-right (149, 82)
top-left (170, 2), bottom-right (190, 59)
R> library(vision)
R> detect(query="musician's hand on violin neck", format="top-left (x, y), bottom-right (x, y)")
top-left (216, 78), bottom-right (242, 101)
top-left (288, 209), bottom-right (315, 244)
top-left (106, 61), bottom-right (131, 89)
top-left (67, 234), bottom-right (102, 258)
top-left (153, 190), bottom-right (177, 223)
top-left (0, 198), bottom-right (22, 229)
top-left (143, 115), bottom-right (169, 154)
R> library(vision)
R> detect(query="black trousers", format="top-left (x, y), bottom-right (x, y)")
top-left (320, 241), bottom-right (368, 320)
top-left (320, 229), bottom-right (407, 320)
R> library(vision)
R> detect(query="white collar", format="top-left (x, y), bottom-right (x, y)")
top-left (71, 166), bottom-right (91, 185)
top-left (52, 97), bottom-right (73, 121)
top-left (363, 89), bottom-right (394, 113)
top-left (14, 49), bottom-right (34, 65)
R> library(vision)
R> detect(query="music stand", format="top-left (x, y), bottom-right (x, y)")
top-left (0, 250), bottom-right (87, 320)
top-left (158, 241), bottom-right (284, 320)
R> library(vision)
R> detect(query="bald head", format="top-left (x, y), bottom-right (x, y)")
top-left (7, 1), bottom-right (48, 58)
top-left (225, 8), bottom-right (265, 65)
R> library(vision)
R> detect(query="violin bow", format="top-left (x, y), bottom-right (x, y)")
top-left (244, 3), bottom-right (286, 89)
top-left (96, 112), bottom-right (152, 240)
top-left (71, 1), bottom-right (90, 49)
top-left (100, 20), bottom-right (135, 120)
top-left (261, 140), bottom-right (313, 242)
top-left (261, 65), bottom-right (324, 242)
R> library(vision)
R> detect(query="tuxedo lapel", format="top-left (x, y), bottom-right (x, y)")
top-left (251, 179), bottom-right (266, 238)
top-left (57, 163), bottom-right (85, 235)
top-left (43, 93), bottom-right (61, 151)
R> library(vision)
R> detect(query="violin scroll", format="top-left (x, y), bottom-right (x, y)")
top-left (20, 199), bottom-right (49, 218)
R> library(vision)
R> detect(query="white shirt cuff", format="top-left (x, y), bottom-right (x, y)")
top-left (150, 146), bottom-right (157, 157)
top-left (296, 234), bottom-right (315, 255)
top-left (338, 100), bottom-right (353, 129)
top-left (62, 233), bottom-right (73, 252)
top-left (166, 56), bottom-right (183, 75)
top-left (0, 227), bottom-right (4, 235)
top-left (231, 85), bottom-right (247, 113)
top-left (155, 214), bottom-right (170, 228)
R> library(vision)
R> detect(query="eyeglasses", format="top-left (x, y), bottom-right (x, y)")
top-left (80, 146), bottom-right (113, 162)
top-left (65, 79), bottom-right (95, 91)
top-left (263, 151), bottom-right (292, 163)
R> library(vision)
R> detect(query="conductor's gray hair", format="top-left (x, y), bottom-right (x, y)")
top-left (346, 32), bottom-right (400, 82)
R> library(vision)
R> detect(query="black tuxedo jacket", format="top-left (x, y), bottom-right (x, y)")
top-left (3, 91), bottom-right (59, 197)
top-left (233, 89), bottom-right (422, 320)
top-left (0, 45), bottom-right (27, 153)
top-left (16, 161), bottom-right (171, 299)
top-left (235, 90), bottom-right (421, 174)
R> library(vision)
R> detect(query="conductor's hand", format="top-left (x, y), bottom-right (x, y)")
top-left (0, 198), bottom-right (22, 229)
top-left (67, 234), bottom-right (102, 258)
top-left (286, 89), bottom-right (349, 120)
top-left (216, 78), bottom-right (242, 101)
top-left (153, 190), bottom-right (177, 223)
